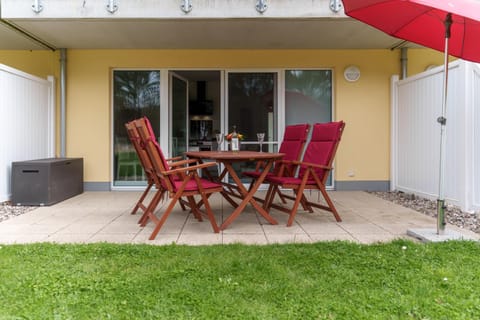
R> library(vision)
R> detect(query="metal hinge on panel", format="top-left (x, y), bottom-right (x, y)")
top-left (181, 0), bottom-right (193, 13)
top-left (32, 0), bottom-right (43, 13)
top-left (256, 0), bottom-right (268, 14)
top-left (106, 0), bottom-right (118, 14)
top-left (329, 0), bottom-right (343, 13)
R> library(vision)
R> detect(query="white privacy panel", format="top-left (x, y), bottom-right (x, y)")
top-left (0, 64), bottom-right (55, 202)
top-left (392, 61), bottom-right (479, 212)
top-left (473, 66), bottom-right (480, 209)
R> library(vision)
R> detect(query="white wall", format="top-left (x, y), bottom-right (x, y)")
top-left (0, 64), bottom-right (55, 202)
top-left (392, 60), bottom-right (480, 212)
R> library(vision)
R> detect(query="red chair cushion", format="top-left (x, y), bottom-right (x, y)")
top-left (143, 117), bottom-right (175, 187)
top-left (173, 178), bottom-right (222, 192)
top-left (298, 121), bottom-right (344, 180)
top-left (243, 171), bottom-right (274, 179)
top-left (265, 176), bottom-right (316, 186)
top-left (283, 123), bottom-right (310, 140)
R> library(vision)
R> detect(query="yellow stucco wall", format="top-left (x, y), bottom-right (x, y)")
top-left (1, 48), bottom-right (444, 186)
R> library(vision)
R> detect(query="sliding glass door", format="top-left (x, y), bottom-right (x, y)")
top-left (226, 71), bottom-right (279, 181)
top-left (112, 70), bottom-right (160, 186)
top-left (170, 73), bottom-right (189, 157)
top-left (111, 69), bottom-right (333, 188)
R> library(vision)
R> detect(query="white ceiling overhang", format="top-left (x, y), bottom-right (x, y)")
top-left (0, 0), bottom-right (413, 50)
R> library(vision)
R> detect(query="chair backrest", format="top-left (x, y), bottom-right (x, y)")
top-left (125, 121), bottom-right (155, 182)
top-left (298, 121), bottom-right (345, 183)
top-left (134, 117), bottom-right (176, 191)
top-left (278, 123), bottom-right (311, 162)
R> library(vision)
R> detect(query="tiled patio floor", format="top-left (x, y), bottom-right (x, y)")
top-left (0, 191), bottom-right (478, 245)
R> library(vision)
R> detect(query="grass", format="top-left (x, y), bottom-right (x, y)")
top-left (1, 240), bottom-right (480, 319)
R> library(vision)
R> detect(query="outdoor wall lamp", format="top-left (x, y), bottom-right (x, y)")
top-left (32, 0), bottom-right (43, 13)
top-left (181, 0), bottom-right (192, 13)
top-left (329, 0), bottom-right (343, 13)
top-left (106, 0), bottom-right (118, 14)
top-left (256, 0), bottom-right (268, 14)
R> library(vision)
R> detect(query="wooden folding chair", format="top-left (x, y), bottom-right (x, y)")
top-left (263, 121), bottom-right (345, 226)
top-left (125, 119), bottom-right (184, 219)
top-left (243, 123), bottom-right (310, 203)
top-left (134, 117), bottom-right (222, 239)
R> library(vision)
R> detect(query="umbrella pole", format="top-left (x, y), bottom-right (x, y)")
top-left (437, 13), bottom-right (452, 235)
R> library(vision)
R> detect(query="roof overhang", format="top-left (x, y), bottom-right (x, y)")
top-left (0, 0), bottom-right (416, 50)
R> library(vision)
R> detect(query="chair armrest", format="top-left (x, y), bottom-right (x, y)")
top-left (161, 162), bottom-right (217, 176)
top-left (169, 158), bottom-right (198, 167)
top-left (166, 156), bottom-right (183, 163)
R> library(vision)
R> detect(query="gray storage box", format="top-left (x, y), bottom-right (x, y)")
top-left (11, 158), bottom-right (83, 206)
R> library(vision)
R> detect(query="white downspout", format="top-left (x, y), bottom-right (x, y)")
top-left (400, 48), bottom-right (408, 79)
top-left (60, 48), bottom-right (66, 157)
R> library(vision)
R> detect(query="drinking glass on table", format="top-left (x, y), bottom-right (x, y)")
top-left (257, 133), bottom-right (265, 152)
top-left (215, 133), bottom-right (224, 151)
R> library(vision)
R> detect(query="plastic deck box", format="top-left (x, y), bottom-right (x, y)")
top-left (11, 158), bottom-right (83, 206)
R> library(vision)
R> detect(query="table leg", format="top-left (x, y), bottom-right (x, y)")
top-left (220, 160), bottom-right (278, 230)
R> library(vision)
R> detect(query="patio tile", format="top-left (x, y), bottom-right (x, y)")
top-left (45, 233), bottom-right (94, 243)
top-left (1, 191), bottom-right (477, 245)
top-left (55, 223), bottom-right (106, 234)
top-left (338, 223), bottom-right (389, 234)
top-left (0, 223), bottom-right (32, 234)
top-left (297, 222), bottom-right (349, 235)
top-left (262, 222), bottom-right (304, 234)
top-left (97, 222), bottom-right (146, 234)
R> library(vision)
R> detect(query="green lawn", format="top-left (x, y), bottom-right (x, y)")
top-left (1, 240), bottom-right (479, 319)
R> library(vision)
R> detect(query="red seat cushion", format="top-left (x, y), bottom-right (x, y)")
top-left (265, 176), bottom-right (316, 186)
top-left (243, 124), bottom-right (309, 180)
top-left (243, 171), bottom-right (274, 179)
top-left (173, 178), bottom-right (222, 192)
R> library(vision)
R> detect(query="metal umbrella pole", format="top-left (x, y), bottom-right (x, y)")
top-left (436, 13), bottom-right (452, 235)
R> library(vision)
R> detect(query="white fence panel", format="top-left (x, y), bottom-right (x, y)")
top-left (393, 60), bottom-right (479, 212)
top-left (473, 65), bottom-right (480, 209)
top-left (0, 64), bottom-right (55, 202)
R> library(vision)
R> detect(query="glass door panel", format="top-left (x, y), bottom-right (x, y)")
top-left (285, 69), bottom-right (333, 186)
top-left (170, 73), bottom-right (188, 157)
top-left (112, 70), bottom-right (160, 186)
top-left (227, 72), bottom-right (278, 182)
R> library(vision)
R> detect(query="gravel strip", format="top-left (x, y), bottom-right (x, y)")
top-left (370, 191), bottom-right (480, 234)
top-left (0, 201), bottom-right (36, 223)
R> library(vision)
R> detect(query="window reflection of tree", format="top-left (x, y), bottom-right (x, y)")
top-left (113, 71), bottom-right (161, 138)
top-left (285, 70), bottom-right (332, 105)
top-left (229, 73), bottom-right (274, 140)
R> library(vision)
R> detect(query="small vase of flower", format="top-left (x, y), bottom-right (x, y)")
top-left (225, 126), bottom-right (244, 152)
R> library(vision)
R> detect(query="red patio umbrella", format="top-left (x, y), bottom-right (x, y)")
top-left (342, 0), bottom-right (480, 235)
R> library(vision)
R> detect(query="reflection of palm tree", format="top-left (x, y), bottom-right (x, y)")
top-left (285, 70), bottom-right (331, 103)
top-left (231, 73), bottom-right (274, 97)
top-left (114, 71), bottom-right (160, 113)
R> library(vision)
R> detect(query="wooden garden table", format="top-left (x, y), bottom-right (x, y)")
top-left (185, 150), bottom-right (284, 230)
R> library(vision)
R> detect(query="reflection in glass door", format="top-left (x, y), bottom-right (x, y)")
top-left (112, 70), bottom-right (160, 186)
top-left (285, 69), bottom-right (333, 186)
top-left (227, 72), bottom-right (278, 182)
top-left (170, 73), bottom-right (188, 157)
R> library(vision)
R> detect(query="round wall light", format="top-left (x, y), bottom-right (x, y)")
top-left (344, 65), bottom-right (361, 82)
